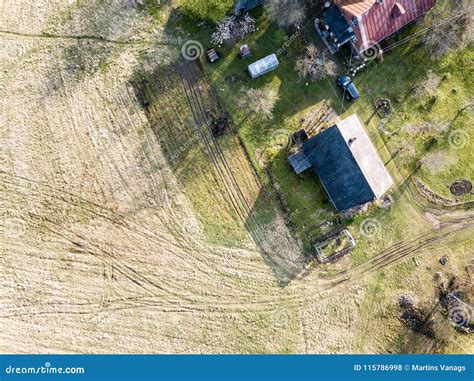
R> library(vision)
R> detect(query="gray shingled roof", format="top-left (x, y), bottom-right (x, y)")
top-left (289, 151), bottom-right (312, 175)
top-left (301, 114), bottom-right (393, 211)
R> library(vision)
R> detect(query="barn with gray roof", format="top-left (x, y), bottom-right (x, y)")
top-left (289, 114), bottom-right (393, 211)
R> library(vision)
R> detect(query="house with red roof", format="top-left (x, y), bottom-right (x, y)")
top-left (315, 0), bottom-right (436, 55)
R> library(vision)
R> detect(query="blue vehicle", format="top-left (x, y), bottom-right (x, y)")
top-left (337, 76), bottom-right (360, 101)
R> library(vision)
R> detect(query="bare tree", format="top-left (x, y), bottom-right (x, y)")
top-left (211, 14), bottom-right (256, 46)
top-left (266, 0), bottom-right (306, 28)
top-left (423, 0), bottom-right (473, 59)
top-left (295, 44), bottom-right (337, 82)
top-left (122, 0), bottom-right (144, 8)
top-left (237, 86), bottom-right (279, 120)
top-left (413, 70), bottom-right (441, 100)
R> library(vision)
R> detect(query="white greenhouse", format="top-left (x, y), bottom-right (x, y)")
top-left (247, 54), bottom-right (279, 79)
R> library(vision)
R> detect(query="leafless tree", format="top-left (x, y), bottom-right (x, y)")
top-left (423, 0), bottom-right (473, 59)
top-left (266, 0), bottom-right (306, 28)
top-left (295, 44), bottom-right (337, 81)
top-left (237, 86), bottom-right (279, 120)
top-left (211, 14), bottom-right (256, 46)
top-left (122, 0), bottom-right (145, 8)
top-left (413, 70), bottom-right (441, 99)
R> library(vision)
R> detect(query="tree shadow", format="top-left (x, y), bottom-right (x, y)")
top-left (130, 56), bottom-right (320, 284)
top-left (39, 1), bottom-right (173, 96)
top-left (245, 182), bottom-right (314, 286)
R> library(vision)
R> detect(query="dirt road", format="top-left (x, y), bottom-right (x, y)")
top-left (1, 0), bottom-right (472, 354)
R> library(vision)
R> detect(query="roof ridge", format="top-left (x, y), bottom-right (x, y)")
top-left (336, 114), bottom-right (393, 199)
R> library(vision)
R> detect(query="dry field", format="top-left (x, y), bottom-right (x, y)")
top-left (1, 1), bottom-right (472, 353)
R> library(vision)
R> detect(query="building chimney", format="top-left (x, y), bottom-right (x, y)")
top-left (348, 137), bottom-right (357, 146)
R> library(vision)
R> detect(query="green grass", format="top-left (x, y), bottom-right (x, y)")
top-left (365, 47), bottom-right (474, 200)
top-left (200, 16), bottom-right (346, 251)
top-left (351, 230), bottom-right (474, 353)
top-left (172, 2), bottom-right (472, 257)
top-left (197, 13), bottom-right (438, 252)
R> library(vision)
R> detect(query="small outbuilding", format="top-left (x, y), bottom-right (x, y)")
top-left (248, 54), bottom-right (279, 79)
top-left (289, 114), bottom-right (393, 211)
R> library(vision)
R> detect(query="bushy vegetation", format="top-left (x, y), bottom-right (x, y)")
top-left (423, 0), bottom-right (473, 59)
top-left (295, 44), bottom-right (337, 81)
top-left (237, 85), bottom-right (280, 120)
top-left (172, 0), bottom-right (472, 253)
top-left (179, 0), bottom-right (234, 23)
top-left (265, 0), bottom-right (306, 28)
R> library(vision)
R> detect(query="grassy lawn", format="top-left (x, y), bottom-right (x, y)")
top-left (352, 228), bottom-right (474, 353)
top-left (358, 47), bottom-right (473, 201)
top-left (161, 2), bottom-right (472, 256)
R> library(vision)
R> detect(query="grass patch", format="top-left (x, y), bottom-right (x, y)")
top-left (172, 1), bottom-right (471, 257)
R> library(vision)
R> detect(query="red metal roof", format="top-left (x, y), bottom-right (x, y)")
top-left (335, 0), bottom-right (436, 52)
top-left (392, 3), bottom-right (407, 17)
top-left (334, 0), bottom-right (375, 16)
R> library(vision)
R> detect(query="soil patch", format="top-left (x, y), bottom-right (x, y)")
top-left (450, 180), bottom-right (472, 196)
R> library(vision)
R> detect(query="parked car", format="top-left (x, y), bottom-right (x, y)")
top-left (337, 76), bottom-right (360, 101)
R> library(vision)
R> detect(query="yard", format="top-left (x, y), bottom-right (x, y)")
top-left (1, 0), bottom-right (472, 356)
top-left (165, 0), bottom-right (473, 266)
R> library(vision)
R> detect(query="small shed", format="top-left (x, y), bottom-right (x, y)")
top-left (206, 48), bottom-right (220, 63)
top-left (289, 114), bottom-right (393, 211)
top-left (288, 151), bottom-right (312, 175)
top-left (248, 54), bottom-right (279, 79)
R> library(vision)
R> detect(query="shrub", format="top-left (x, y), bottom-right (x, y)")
top-left (295, 44), bottom-right (337, 82)
top-left (237, 86), bottom-right (279, 120)
top-left (266, 0), bottom-right (306, 28)
top-left (179, 0), bottom-right (234, 23)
